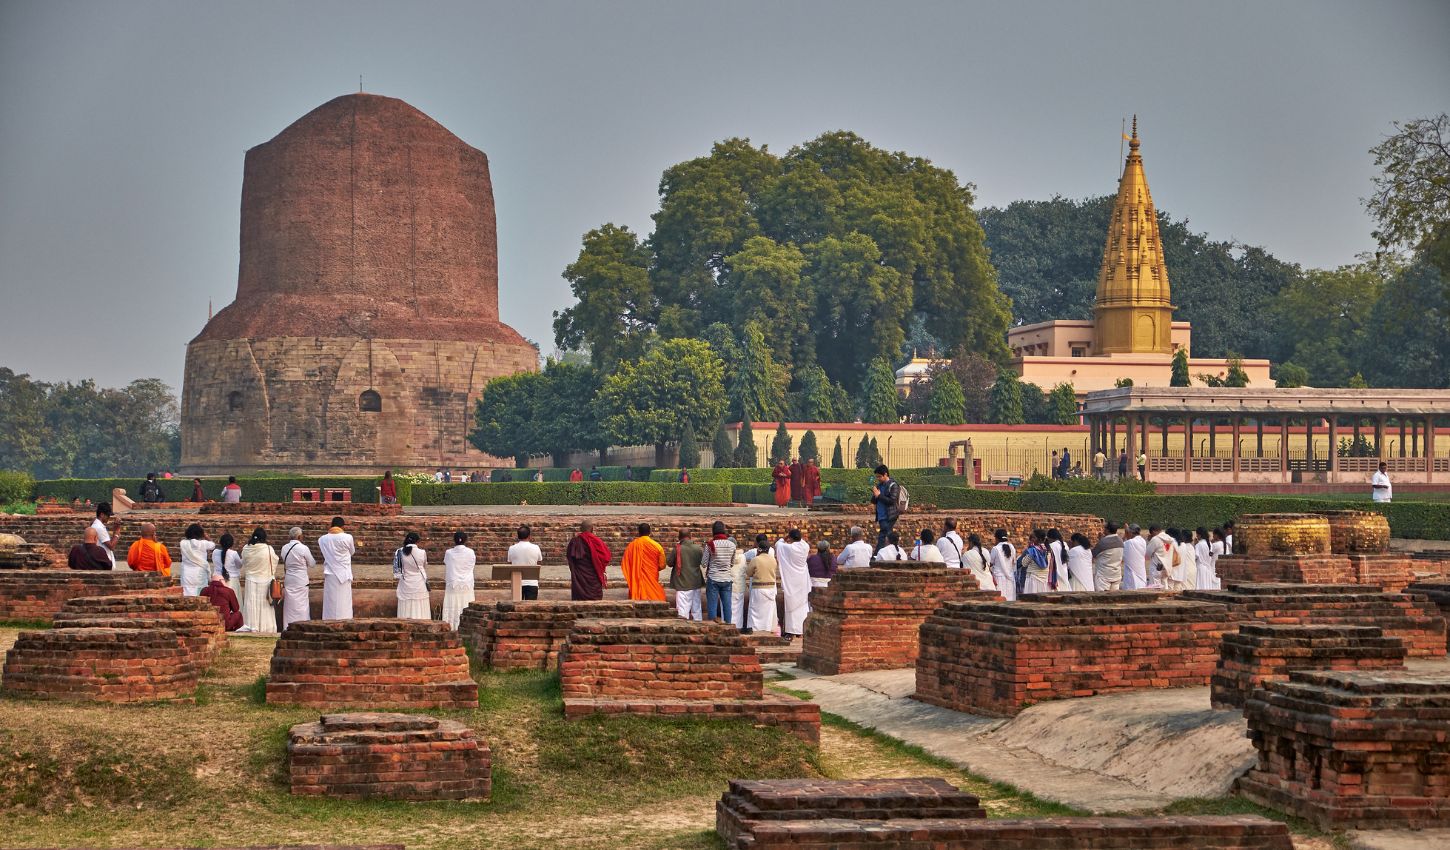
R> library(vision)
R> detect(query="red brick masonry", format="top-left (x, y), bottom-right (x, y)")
top-left (1182, 583), bottom-right (1447, 658)
top-left (54, 592), bottom-right (227, 664)
top-left (798, 562), bottom-right (996, 675)
top-left (1406, 581), bottom-right (1450, 653)
top-left (1211, 624), bottom-right (1407, 710)
top-left (0, 570), bottom-right (167, 622)
top-left (914, 592), bottom-right (1230, 717)
top-left (716, 778), bottom-right (984, 847)
top-left (1215, 554), bottom-right (1355, 586)
top-left (558, 618), bottom-right (821, 744)
top-left (2, 626), bottom-right (199, 703)
top-left (266, 619), bottom-right (478, 709)
top-left (459, 599), bottom-right (673, 670)
top-left (200, 503), bottom-right (403, 517)
top-left (725, 815), bottom-right (1293, 849)
top-left (1239, 670), bottom-right (1450, 829)
top-left (288, 712), bottom-right (490, 801)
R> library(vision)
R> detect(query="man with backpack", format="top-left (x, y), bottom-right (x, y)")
top-left (870, 464), bottom-right (907, 552)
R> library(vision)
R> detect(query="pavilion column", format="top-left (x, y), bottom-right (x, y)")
top-left (1412, 420), bottom-right (1420, 458)
top-left (1280, 417), bottom-right (1290, 481)
top-left (1375, 416), bottom-right (1387, 460)
top-left (1428, 417), bottom-right (1437, 483)
top-left (1400, 419), bottom-right (1407, 458)
top-left (1185, 417), bottom-right (1194, 483)
top-left (1353, 419), bottom-right (1362, 453)
top-left (1110, 418), bottom-right (1118, 463)
top-left (1161, 417), bottom-right (1169, 458)
top-left (1256, 420), bottom-right (1264, 458)
top-left (1328, 416), bottom-right (1339, 477)
top-left (1306, 418), bottom-right (1315, 470)
top-left (1125, 414), bottom-right (1137, 480)
top-left (1209, 418), bottom-right (1218, 458)
top-left (1140, 416), bottom-right (1149, 461)
top-left (1231, 415), bottom-right (1242, 483)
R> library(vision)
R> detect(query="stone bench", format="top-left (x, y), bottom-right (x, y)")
top-left (1239, 669), bottom-right (1450, 829)
top-left (717, 778), bottom-right (984, 847)
top-left (1211, 624), bottom-right (1407, 710)
top-left (458, 599), bottom-right (673, 670)
top-left (2, 626), bottom-right (199, 703)
top-left (0, 570), bottom-right (167, 622)
top-left (725, 815), bottom-right (1293, 849)
top-left (55, 592), bottom-right (226, 663)
top-left (266, 619), bottom-right (477, 709)
top-left (558, 618), bottom-right (820, 744)
top-left (1182, 583), bottom-right (1446, 658)
top-left (288, 712), bottom-right (490, 801)
top-left (914, 592), bottom-right (1230, 717)
top-left (798, 562), bottom-right (996, 675)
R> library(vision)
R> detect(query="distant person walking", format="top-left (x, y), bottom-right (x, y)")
top-left (1137, 451), bottom-right (1147, 481)
top-left (279, 527), bottom-right (315, 628)
top-left (393, 532), bottom-right (430, 620)
top-left (221, 476), bottom-right (242, 503)
top-left (139, 472), bottom-right (165, 504)
top-left (565, 520), bottom-right (610, 600)
top-left (1118, 450), bottom-right (1129, 481)
top-left (870, 464), bottom-right (902, 552)
top-left (1092, 449), bottom-right (1106, 480)
top-left (620, 523), bottom-right (666, 602)
top-left (1372, 461), bottom-right (1392, 502)
top-left (319, 517), bottom-right (357, 619)
top-left (569, 467), bottom-right (584, 483)
top-left (772, 460), bottom-right (792, 508)
top-left (379, 471), bottom-right (398, 505)
top-left (789, 458), bottom-right (805, 507)
top-left (190, 477), bottom-right (207, 502)
top-left (802, 458), bottom-right (822, 507)
top-left (442, 531), bottom-right (477, 629)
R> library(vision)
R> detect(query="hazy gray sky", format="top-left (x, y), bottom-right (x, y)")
top-left (1, 0), bottom-right (1446, 391)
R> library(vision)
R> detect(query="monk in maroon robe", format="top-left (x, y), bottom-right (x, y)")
top-left (199, 575), bottom-right (244, 631)
top-left (772, 461), bottom-right (792, 508)
top-left (566, 520), bottom-right (612, 600)
top-left (67, 527), bottom-right (113, 570)
top-left (789, 458), bottom-right (805, 506)
top-left (802, 458), bottom-right (822, 507)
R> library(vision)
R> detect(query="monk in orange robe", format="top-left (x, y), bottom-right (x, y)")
top-left (125, 522), bottom-right (172, 577)
top-left (772, 460), bottom-right (792, 508)
top-left (620, 522), bottom-right (666, 601)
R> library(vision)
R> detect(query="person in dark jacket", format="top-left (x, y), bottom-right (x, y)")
top-left (870, 464), bottom-right (901, 552)
top-left (138, 472), bottom-right (165, 503)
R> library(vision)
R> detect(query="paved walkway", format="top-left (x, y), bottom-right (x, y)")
top-left (404, 504), bottom-right (813, 517)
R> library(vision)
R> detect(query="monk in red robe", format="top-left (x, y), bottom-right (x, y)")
top-left (802, 458), bottom-right (822, 507)
top-left (566, 519), bottom-right (611, 600)
top-left (789, 458), bottom-right (805, 506)
top-left (772, 460), bottom-right (792, 508)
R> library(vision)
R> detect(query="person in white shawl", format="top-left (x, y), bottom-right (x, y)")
top-left (960, 533), bottom-right (997, 592)
top-left (987, 529), bottom-right (1017, 601)
top-left (745, 534), bottom-right (778, 634)
top-left (910, 528), bottom-right (946, 563)
top-left (1156, 528), bottom-right (1196, 592)
top-left (318, 517), bottom-right (356, 619)
top-left (212, 533), bottom-right (242, 597)
top-left (239, 527), bottom-right (279, 634)
top-left (441, 531), bottom-right (476, 629)
top-left (1195, 526), bottom-right (1220, 591)
top-left (1064, 533), bottom-right (1095, 592)
top-left (177, 523), bottom-right (215, 597)
top-left (278, 527), bottom-right (315, 629)
top-left (774, 529), bottom-right (812, 638)
top-left (393, 531), bottom-right (430, 620)
top-left (729, 545), bottom-right (749, 630)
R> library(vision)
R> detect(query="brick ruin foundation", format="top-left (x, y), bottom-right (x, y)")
top-left (0, 570), bottom-right (167, 622)
top-left (914, 592), bottom-right (1230, 717)
top-left (716, 778), bottom-right (985, 847)
top-left (1406, 581), bottom-right (1450, 652)
top-left (798, 562), bottom-right (995, 675)
top-left (459, 599), bottom-right (673, 670)
top-left (266, 619), bottom-right (477, 709)
top-left (1216, 511), bottom-right (1420, 591)
top-left (53, 592), bottom-right (227, 664)
top-left (558, 618), bottom-right (820, 743)
top-left (2, 627), bottom-right (199, 703)
top-left (1182, 583), bottom-right (1446, 658)
top-left (288, 712), bottom-right (490, 801)
top-left (1239, 670), bottom-right (1450, 829)
top-left (1211, 624), bottom-right (1407, 710)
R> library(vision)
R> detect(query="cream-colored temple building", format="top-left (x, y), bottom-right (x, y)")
top-left (1005, 119), bottom-right (1270, 396)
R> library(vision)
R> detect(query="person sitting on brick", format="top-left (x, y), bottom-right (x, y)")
top-left (666, 529), bottom-right (705, 620)
top-left (125, 522), bottom-right (172, 576)
top-left (67, 526), bottom-right (113, 570)
top-left (200, 570), bottom-right (244, 631)
top-left (834, 526), bottom-right (874, 569)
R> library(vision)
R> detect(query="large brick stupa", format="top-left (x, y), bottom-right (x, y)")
top-left (180, 93), bottom-right (536, 473)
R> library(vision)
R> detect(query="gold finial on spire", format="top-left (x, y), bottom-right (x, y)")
top-left (1129, 115), bottom-right (1139, 150)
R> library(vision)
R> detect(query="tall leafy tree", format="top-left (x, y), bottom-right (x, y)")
top-left (926, 371), bottom-right (966, 425)
top-left (727, 237), bottom-right (810, 369)
top-left (769, 422), bottom-right (793, 464)
top-left (1358, 259), bottom-right (1450, 388)
top-left (1274, 362), bottom-right (1310, 388)
top-left (552, 224), bottom-right (654, 369)
top-left (792, 364), bottom-right (852, 422)
top-left (678, 420), bottom-right (701, 469)
top-left (532, 360), bottom-right (606, 466)
top-left (1224, 354), bottom-right (1250, 387)
top-left (597, 339), bottom-right (726, 463)
top-left (989, 369), bottom-right (1025, 425)
top-left (734, 419), bottom-right (758, 467)
top-left (0, 368), bottom-right (47, 474)
top-left (729, 322), bottom-right (789, 422)
top-left (831, 436), bottom-right (845, 469)
top-left (1170, 349), bottom-right (1191, 386)
top-left (859, 357), bottom-right (900, 424)
top-left (711, 421), bottom-right (734, 468)
top-left (471, 372), bottom-right (544, 466)
top-left (1021, 382), bottom-right (1052, 425)
top-left (1273, 263), bottom-right (1383, 386)
top-left (853, 434), bottom-right (873, 468)
top-left (798, 430), bottom-right (820, 464)
top-left (1047, 383), bottom-right (1079, 425)
top-left (1366, 114), bottom-right (1450, 283)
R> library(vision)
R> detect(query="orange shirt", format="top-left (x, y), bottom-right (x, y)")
top-left (620, 536), bottom-right (666, 602)
top-left (126, 538), bottom-right (173, 577)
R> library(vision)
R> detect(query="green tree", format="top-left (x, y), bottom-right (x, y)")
top-left (1224, 353), bottom-right (1250, 387)
top-left (1272, 263), bottom-right (1383, 386)
top-left (867, 437), bottom-right (883, 468)
top-left (1366, 114), bottom-right (1450, 282)
top-left (798, 430), bottom-right (820, 464)
top-left (831, 436), bottom-right (845, 469)
top-left (859, 357), bottom-right (900, 424)
top-left (1358, 259), bottom-right (1450, 388)
top-left (0, 368), bottom-right (47, 474)
top-left (471, 372), bottom-right (543, 466)
top-left (1047, 383), bottom-right (1079, 425)
top-left (1020, 382), bottom-right (1053, 425)
top-left (533, 360), bottom-right (606, 466)
top-left (926, 371), bottom-right (966, 425)
top-left (1275, 362), bottom-right (1310, 388)
top-left (727, 236), bottom-right (810, 370)
top-left (678, 420), bottom-right (701, 468)
top-left (792, 364), bottom-right (852, 422)
top-left (729, 322), bottom-right (789, 422)
top-left (769, 421), bottom-right (793, 464)
top-left (734, 419), bottom-right (758, 467)
top-left (989, 369), bottom-right (1024, 425)
top-left (598, 339), bottom-right (726, 464)
top-left (853, 434), bottom-right (873, 468)
top-left (1170, 349), bottom-right (1191, 386)
top-left (711, 421), bottom-right (734, 468)
top-left (552, 224), bottom-right (653, 368)
top-left (1114, 377), bottom-right (1134, 388)
top-left (1347, 372), bottom-right (1369, 389)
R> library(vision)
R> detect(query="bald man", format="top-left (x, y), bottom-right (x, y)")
top-left (126, 522), bottom-right (173, 576)
top-left (68, 527), bottom-right (113, 570)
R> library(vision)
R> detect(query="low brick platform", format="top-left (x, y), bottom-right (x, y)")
top-left (1239, 670), bottom-right (1450, 829)
top-left (914, 592), bottom-right (1230, 717)
top-left (54, 592), bottom-right (226, 663)
top-left (1215, 554), bottom-right (1354, 585)
top-left (717, 778), bottom-right (984, 846)
top-left (200, 502), bottom-right (403, 516)
top-left (1182, 583), bottom-right (1447, 658)
top-left (2, 626), bottom-right (199, 702)
top-left (0, 570), bottom-right (167, 622)
top-left (798, 562), bottom-right (996, 675)
top-left (459, 599), bottom-right (673, 670)
top-left (725, 815), bottom-right (1293, 849)
top-left (1211, 624), bottom-right (1407, 710)
top-left (1407, 581), bottom-right (1450, 652)
top-left (266, 619), bottom-right (478, 709)
top-left (287, 712), bottom-right (490, 801)
top-left (1344, 553), bottom-right (1420, 593)
top-left (559, 618), bottom-right (821, 743)
top-left (744, 633), bottom-right (801, 665)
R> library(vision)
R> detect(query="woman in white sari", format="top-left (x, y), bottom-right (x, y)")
top-left (212, 533), bottom-right (242, 597)
top-left (177, 524), bottom-right (215, 597)
top-left (441, 531), bottom-right (476, 629)
top-left (278, 527), bottom-right (315, 629)
top-left (393, 532), bottom-right (430, 620)
top-left (1065, 533), bottom-right (1095, 592)
top-left (239, 527), bottom-right (280, 634)
top-left (960, 533), bottom-right (997, 592)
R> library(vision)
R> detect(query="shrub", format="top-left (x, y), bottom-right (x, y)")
top-left (1018, 474), bottom-right (1156, 494)
top-left (411, 481), bottom-right (732, 506)
top-left (0, 471), bottom-right (34, 504)
top-left (32, 476), bottom-right (411, 506)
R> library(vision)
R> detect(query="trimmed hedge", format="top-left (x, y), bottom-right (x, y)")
top-left (1019, 473), bottom-right (1156, 494)
top-left (412, 481), bottom-right (733, 506)
top-left (491, 465), bottom-right (656, 483)
top-left (32, 476), bottom-right (410, 506)
top-left (650, 467), bottom-right (957, 487)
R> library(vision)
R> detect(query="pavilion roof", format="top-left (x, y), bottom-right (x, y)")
top-left (1081, 387), bottom-right (1450, 417)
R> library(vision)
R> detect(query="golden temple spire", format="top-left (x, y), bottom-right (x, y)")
top-left (1093, 115), bottom-right (1174, 355)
